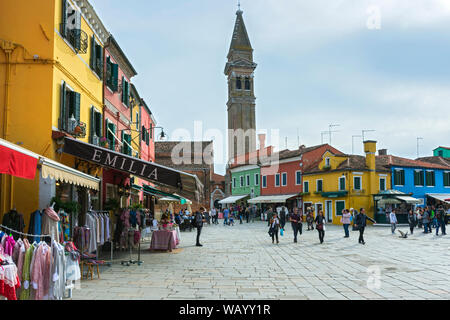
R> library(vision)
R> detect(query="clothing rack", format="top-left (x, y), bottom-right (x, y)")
top-left (0, 224), bottom-right (51, 240)
top-left (120, 227), bottom-right (143, 266)
top-left (87, 210), bottom-right (113, 266)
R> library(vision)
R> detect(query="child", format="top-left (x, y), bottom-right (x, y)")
top-left (229, 211), bottom-right (235, 226)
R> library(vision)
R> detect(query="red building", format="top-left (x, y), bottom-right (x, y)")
top-left (259, 144), bottom-right (343, 210)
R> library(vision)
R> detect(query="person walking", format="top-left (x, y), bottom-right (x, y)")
top-left (436, 205), bottom-right (447, 236)
top-left (267, 207), bottom-right (274, 227)
top-left (431, 206), bottom-right (437, 229)
top-left (315, 210), bottom-right (326, 244)
top-left (416, 207), bottom-right (423, 229)
top-left (290, 208), bottom-right (302, 243)
top-left (280, 207), bottom-right (287, 230)
top-left (269, 213), bottom-right (280, 244)
top-left (408, 210), bottom-right (417, 235)
top-left (353, 208), bottom-right (376, 245)
top-left (341, 209), bottom-right (351, 238)
top-left (389, 209), bottom-right (398, 234)
top-left (422, 208), bottom-right (430, 233)
top-left (223, 207), bottom-right (229, 226)
top-left (194, 207), bottom-right (206, 247)
top-left (239, 206), bottom-right (244, 224)
top-left (210, 207), bottom-right (217, 225)
top-left (306, 209), bottom-right (314, 231)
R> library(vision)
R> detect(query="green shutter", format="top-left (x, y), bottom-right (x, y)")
top-left (112, 63), bottom-right (119, 91)
top-left (121, 76), bottom-right (125, 103)
top-left (336, 201), bottom-right (345, 216)
top-left (60, 82), bottom-right (67, 130)
top-left (127, 134), bottom-right (132, 155)
top-left (98, 44), bottom-right (103, 79)
top-left (90, 106), bottom-right (96, 143)
top-left (111, 123), bottom-right (116, 151)
top-left (90, 35), bottom-right (96, 70)
top-left (73, 91), bottom-right (81, 123)
top-left (96, 111), bottom-right (102, 138)
top-left (61, 0), bottom-right (67, 36)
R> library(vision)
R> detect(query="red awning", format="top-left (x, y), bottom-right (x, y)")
top-left (0, 139), bottom-right (39, 180)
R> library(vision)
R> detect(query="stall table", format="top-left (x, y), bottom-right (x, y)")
top-left (149, 230), bottom-right (179, 252)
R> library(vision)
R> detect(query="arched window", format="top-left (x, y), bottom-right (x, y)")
top-left (245, 77), bottom-right (251, 90)
top-left (236, 77), bottom-right (242, 90)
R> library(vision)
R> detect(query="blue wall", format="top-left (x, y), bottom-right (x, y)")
top-left (391, 166), bottom-right (450, 206)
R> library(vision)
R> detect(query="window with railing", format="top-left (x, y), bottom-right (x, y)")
top-left (60, 0), bottom-right (87, 54)
top-left (90, 36), bottom-right (103, 78)
top-left (59, 81), bottom-right (85, 138)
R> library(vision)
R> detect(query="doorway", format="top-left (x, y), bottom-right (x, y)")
top-left (325, 200), bottom-right (333, 222)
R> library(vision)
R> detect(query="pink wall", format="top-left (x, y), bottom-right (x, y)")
top-left (140, 105), bottom-right (155, 163)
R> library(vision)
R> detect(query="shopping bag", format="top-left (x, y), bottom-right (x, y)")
top-left (280, 228), bottom-right (284, 236)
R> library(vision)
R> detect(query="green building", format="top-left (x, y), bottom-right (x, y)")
top-left (230, 165), bottom-right (261, 199)
top-left (433, 147), bottom-right (450, 158)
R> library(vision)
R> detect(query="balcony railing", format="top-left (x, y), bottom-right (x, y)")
top-left (68, 120), bottom-right (86, 139)
top-left (60, 24), bottom-right (88, 54)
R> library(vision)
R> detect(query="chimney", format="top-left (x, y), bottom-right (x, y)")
top-left (258, 134), bottom-right (266, 150)
top-left (378, 149), bottom-right (387, 156)
top-left (364, 140), bottom-right (377, 171)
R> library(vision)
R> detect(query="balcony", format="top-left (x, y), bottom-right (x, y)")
top-left (67, 118), bottom-right (86, 139)
top-left (60, 24), bottom-right (88, 54)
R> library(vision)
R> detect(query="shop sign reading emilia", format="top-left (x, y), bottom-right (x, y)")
top-left (63, 138), bottom-right (182, 189)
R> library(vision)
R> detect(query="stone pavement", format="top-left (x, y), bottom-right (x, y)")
top-left (72, 221), bottom-right (450, 300)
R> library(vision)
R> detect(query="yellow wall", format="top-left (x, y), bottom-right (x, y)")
top-left (302, 154), bottom-right (391, 224)
top-left (0, 0), bottom-right (104, 220)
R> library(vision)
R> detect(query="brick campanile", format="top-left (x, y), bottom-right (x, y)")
top-left (224, 8), bottom-right (257, 163)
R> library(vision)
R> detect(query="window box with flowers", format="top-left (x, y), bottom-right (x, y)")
top-left (100, 137), bottom-right (109, 149)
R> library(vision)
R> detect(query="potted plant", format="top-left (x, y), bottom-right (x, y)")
top-left (100, 137), bottom-right (109, 149)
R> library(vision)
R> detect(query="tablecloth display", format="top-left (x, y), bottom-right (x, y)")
top-left (149, 230), bottom-right (179, 251)
top-left (0, 261), bottom-right (20, 300)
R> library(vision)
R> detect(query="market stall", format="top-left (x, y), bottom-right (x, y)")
top-left (373, 190), bottom-right (420, 224)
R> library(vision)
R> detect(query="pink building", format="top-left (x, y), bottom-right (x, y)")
top-left (102, 35), bottom-right (137, 208)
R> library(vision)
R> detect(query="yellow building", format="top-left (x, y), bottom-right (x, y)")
top-left (0, 0), bottom-right (108, 220)
top-left (302, 141), bottom-right (391, 224)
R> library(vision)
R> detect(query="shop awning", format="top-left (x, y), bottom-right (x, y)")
top-left (427, 194), bottom-right (450, 204)
top-left (248, 194), bottom-right (299, 204)
top-left (63, 137), bottom-right (203, 200)
top-left (219, 194), bottom-right (249, 204)
top-left (395, 195), bottom-right (420, 204)
top-left (377, 198), bottom-right (402, 205)
top-left (321, 191), bottom-right (348, 198)
top-left (0, 138), bottom-right (39, 180)
top-left (142, 186), bottom-right (191, 204)
top-left (40, 158), bottom-right (100, 190)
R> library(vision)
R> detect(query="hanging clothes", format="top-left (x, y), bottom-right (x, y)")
top-left (50, 241), bottom-right (66, 300)
top-left (42, 207), bottom-right (60, 242)
top-left (59, 211), bottom-right (70, 242)
top-left (0, 254), bottom-right (20, 300)
top-left (19, 243), bottom-right (34, 300)
top-left (28, 210), bottom-right (42, 243)
top-left (30, 242), bottom-right (52, 300)
top-left (2, 210), bottom-right (25, 240)
top-left (85, 213), bottom-right (97, 253)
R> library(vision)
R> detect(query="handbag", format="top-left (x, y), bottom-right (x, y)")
top-left (316, 224), bottom-right (323, 231)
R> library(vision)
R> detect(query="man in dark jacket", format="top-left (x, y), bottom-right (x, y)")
top-left (436, 206), bottom-right (446, 236)
top-left (195, 208), bottom-right (206, 247)
top-left (290, 208), bottom-right (302, 243)
top-left (353, 208), bottom-right (376, 245)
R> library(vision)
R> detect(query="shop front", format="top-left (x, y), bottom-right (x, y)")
top-left (374, 190), bottom-right (420, 224)
top-left (247, 194), bottom-right (299, 213)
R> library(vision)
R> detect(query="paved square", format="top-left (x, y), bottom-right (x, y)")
top-left (72, 221), bottom-right (450, 300)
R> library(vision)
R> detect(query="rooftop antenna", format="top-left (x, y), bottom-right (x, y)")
top-left (238, 0), bottom-right (241, 11)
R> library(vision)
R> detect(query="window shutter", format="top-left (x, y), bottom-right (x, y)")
top-left (60, 82), bottom-right (67, 130)
top-left (90, 35), bottom-right (96, 70)
top-left (121, 130), bottom-right (125, 154)
top-left (74, 11), bottom-right (81, 50)
top-left (73, 91), bottom-right (81, 123)
top-left (97, 111), bottom-right (102, 138)
top-left (142, 126), bottom-right (145, 142)
top-left (112, 123), bottom-right (116, 151)
top-left (121, 76), bottom-right (125, 103)
top-left (112, 64), bottom-right (119, 91)
top-left (127, 134), bottom-right (132, 155)
top-left (149, 123), bottom-right (153, 139)
top-left (98, 44), bottom-right (103, 79)
top-left (90, 106), bottom-right (96, 143)
top-left (61, 0), bottom-right (67, 36)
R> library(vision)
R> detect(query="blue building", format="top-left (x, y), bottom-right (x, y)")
top-left (378, 155), bottom-right (450, 207)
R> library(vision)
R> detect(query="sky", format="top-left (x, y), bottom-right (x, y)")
top-left (91, 0), bottom-right (450, 175)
